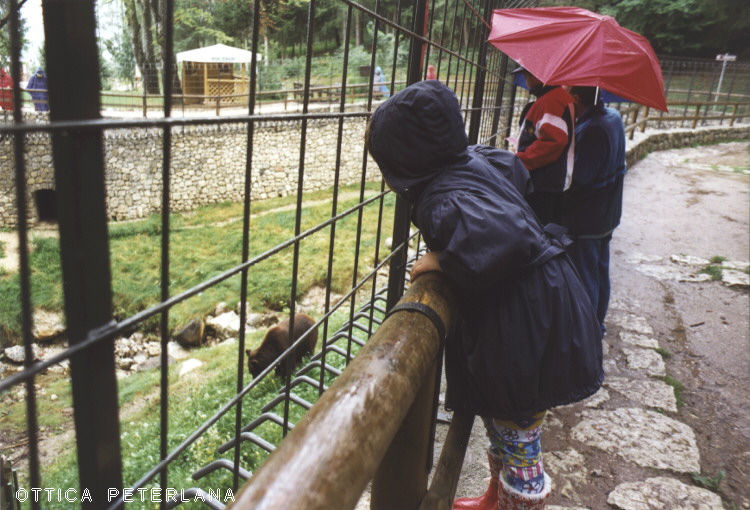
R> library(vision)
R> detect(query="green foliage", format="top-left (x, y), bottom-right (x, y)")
top-left (0, 0), bottom-right (29, 67)
top-left (662, 375), bottom-right (685, 409)
top-left (103, 23), bottom-right (136, 85)
top-left (540, 0), bottom-right (749, 58)
top-left (654, 347), bottom-right (672, 359)
top-left (691, 470), bottom-right (725, 492)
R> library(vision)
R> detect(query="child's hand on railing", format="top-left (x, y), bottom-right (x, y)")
top-left (411, 251), bottom-right (442, 281)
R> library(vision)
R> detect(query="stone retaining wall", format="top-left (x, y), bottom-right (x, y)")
top-left (625, 124), bottom-right (750, 168)
top-left (1, 112), bottom-right (748, 228)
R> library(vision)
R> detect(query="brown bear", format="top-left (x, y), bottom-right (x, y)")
top-left (246, 313), bottom-right (318, 379)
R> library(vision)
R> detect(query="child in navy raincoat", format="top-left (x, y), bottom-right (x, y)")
top-left (366, 80), bottom-right (603, 510)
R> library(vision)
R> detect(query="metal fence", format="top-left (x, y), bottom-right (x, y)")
top-left (0, 0), bottom-right (538, 509)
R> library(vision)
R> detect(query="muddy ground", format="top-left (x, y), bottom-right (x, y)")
top-left (604, 141), bottom-right (750, 507)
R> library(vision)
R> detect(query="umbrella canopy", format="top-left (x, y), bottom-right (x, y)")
top-left (489, 7), bottom-right (668, 112)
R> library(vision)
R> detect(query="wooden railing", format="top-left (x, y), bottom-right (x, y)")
top-left (619, 99), bottom-right (749, 139)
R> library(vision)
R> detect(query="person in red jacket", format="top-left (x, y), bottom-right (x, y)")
top-left (511, 67), bottom-right (575, 226)
top-left (0, 67), bottom-right (14, 111)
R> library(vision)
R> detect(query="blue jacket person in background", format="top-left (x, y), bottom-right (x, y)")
top-left (373, 66), bottom-right (390, 98)
top-left (564, 86), bottom-right (627, 335)
top-left (366, 80), bottom-right (603, 510)
top-left (26, 67), bottom-right (50, 112)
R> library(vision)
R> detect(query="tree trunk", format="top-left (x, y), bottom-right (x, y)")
top-left (264, 32), bottom-right (270, 66)
top-left (123, 0), bottom-right (160, 94)
top-left (138, 0), bottom-right (160, 94)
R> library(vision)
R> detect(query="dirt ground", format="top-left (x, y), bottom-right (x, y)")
top-left (604, 140), bottom-right (750, 507)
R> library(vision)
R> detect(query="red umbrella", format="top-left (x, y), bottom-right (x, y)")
top-left (488, 7), bottom-right (668, 112)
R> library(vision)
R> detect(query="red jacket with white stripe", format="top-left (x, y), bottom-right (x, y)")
top-left (515, 85), bottom-right (575, 193)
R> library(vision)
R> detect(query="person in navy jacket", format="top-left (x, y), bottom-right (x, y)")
top-left (366, 80), bottom-right (602, 510)
top-left (564, 86), bottom-right (627, 335)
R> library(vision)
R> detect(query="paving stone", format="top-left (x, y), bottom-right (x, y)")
top-left (627, 253), bottom-right (664, 264)
top-left (670, 254), bottom-right (711, 267)
top-left (582, 387), bottom-right (610, 408)
top-left (607, 476), bottom-right (724, 509)
top-left (619, 331), bottom-right (660, 349)
top-left (609, 313), bottom-right (654, 335)
top-left (722, 269), bottom-right (749, 287)
top-left (605, 376), bottom-right (678, 412)
top-left (635, 264), bottom-right (712, 283)
top-left (571, 408), bottom-right (700, 473)
top-left (623, 347), bottom-right (667, 377)
top-left (545, 448), bottom-right (588, 503)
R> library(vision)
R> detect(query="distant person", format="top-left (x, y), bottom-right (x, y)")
top-left (366, 80), bottom-right (603, 510)
top-left (0, 67), bottom-right (14, 111)
top-left (564, 86), bottom-right (627, 335)
top-left (510, 66), bottom-right (575, 226)
top-left (373, 66), bottom-right (390, 98)
top-left (26, 67), bottom-right (49, 112)
top-left (425, 64), bottom-right (437, 80)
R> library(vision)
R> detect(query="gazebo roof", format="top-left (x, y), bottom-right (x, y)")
top-left (176, 44), bottom-right (261, 64)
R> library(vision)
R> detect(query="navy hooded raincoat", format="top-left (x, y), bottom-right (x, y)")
top-left (368, 81), bottom-right (603, 419)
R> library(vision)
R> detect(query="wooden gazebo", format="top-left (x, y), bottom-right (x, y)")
top-left (176, 44), bottom-right (261, 105)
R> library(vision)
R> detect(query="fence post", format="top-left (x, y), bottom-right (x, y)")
top-left (42, 0), bottom-right (124, 507)
top-left (692, 103), bottom-right (702, 129)
top-left (628, 107), bottom-right (639, 140)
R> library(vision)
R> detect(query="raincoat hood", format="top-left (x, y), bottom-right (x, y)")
top-left (368, 80), bottom-right (468, 196)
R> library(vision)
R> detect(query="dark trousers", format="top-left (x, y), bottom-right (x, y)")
top-left (567, 235), bottom-right (612, 335)
top-left (526, 191), bottom-right (564, 226)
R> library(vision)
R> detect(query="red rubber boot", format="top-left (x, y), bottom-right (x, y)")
top-left (452, 450), bottom-right (502, 510)
top-left (497, 473), bottom-right (552, 510)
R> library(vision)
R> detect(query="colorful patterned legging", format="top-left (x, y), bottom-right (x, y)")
top-left (482, 411), bottom-right (547, 495)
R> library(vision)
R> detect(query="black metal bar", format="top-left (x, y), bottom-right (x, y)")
top-left (467, 0), bottom-right (493, 144)
top-left (8, 0), bottom-right (41, 504)
top-left (232, 0), bottom-right (262, 493)
top-left (41, 0), bottom-right (124, 507)
top-left (159, 0), bottom-right (176, 506)
top-left (319, 3), bottom-right (354, 397)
